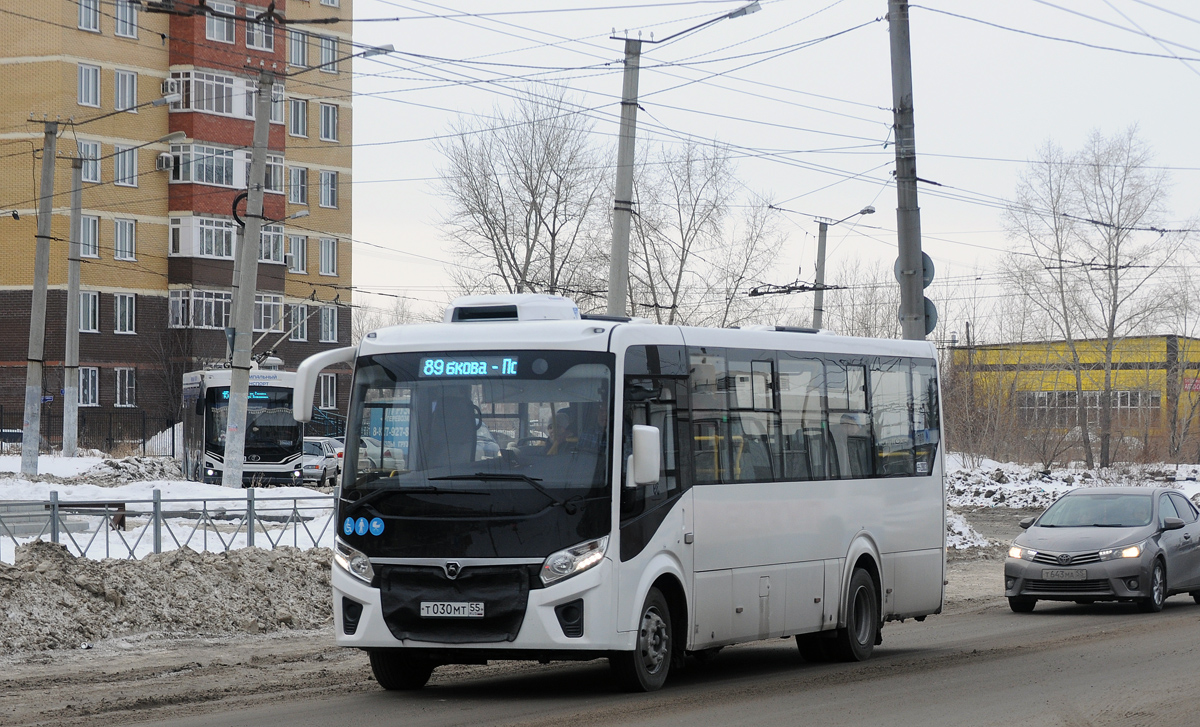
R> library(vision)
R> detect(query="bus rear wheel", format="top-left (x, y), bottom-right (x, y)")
top-left (368, 650), bottom-right (435, 690)
top-left (610, 587), bottom-right (672, 692)
top-left (827, 568), bottom-right (879, 662)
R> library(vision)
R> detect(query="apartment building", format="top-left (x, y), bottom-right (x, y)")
top-left (0, 0), bottom-right (353, 431)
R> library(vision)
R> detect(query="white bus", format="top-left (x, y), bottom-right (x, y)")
top-left (294, 294), bottom-right (944, 692)
top-left (182, 367), bottom-right (304, 486)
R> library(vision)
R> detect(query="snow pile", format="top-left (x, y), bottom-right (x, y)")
top-left (0, 454), bottom-right (105, 478)
top-left (946, 511), bottom-right (991, 550)
top-left (0, 541), bottom-right (333, 653)
top-left (945, 460), bottom-right (1200, 510)
top-left (77, 456), bottom-right (185, 486)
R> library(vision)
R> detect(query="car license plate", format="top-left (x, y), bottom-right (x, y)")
top-left (1042, 569), bottom-right (1087, 581)
top-left (420, 601), bottom-right (484, 618)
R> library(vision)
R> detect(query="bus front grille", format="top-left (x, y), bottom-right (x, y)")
top-left (377, 565), bottom-right (536, 644)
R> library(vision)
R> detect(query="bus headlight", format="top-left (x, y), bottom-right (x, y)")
top-left (541, 536), bottom-right (608, 586)
top-left (333, 538), bottom-right (374, 584)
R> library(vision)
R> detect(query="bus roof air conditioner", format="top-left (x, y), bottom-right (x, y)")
top-left (444, 294), bottom-right (581, 324)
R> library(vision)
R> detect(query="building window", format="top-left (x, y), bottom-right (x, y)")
top-left (320, 0), bottom-right (340, 7)
top-left (289, 304), bottom-right (308, 341)
top-left (260, 224), bottom-right (284, 263)
top-left (320, 305), bottom-right (338, 342)
top-left (114, 0), bottom-right (138, 38)
top-left (80, 291), bottom-right (99, 332)
top-left (289, 30), bottom-right (308, 67)
top-left (78, 0), bottom-right (100, 32)
top-left (319, 36), bottom-right (338, 72)
top-left (319, 103), bottom-right (338, 141)
top-left (197, 217), bottom-right (236, 258)
top-left (192, 290), bottom-right (232, 329)
top-left (113, 146), bottom-right (137, 187)
top-left (114, 70), bottom-right (138, 111)
top-left (254, 294), bottom-right (284, 332)
top-left (172, 144), bottom-right (236, 187)
top-left (246, 8), bottom-right (275, 51)
top-left (287, 235), bottom-right (307, 273)
top-left (115, 368), bottom-right (137, 408)
top-left (207, 1), bottom-right (236, 43)
top-left (114, 293), bottom-right (136, 334)
top-left (289, 98), bottom-right (307, 136)
top-left (288, 166), bottom-right (308, 205)
top-left (79, 140), bottom-right (101, 182)
top-left (169, 289), bottom-right (189, 328)
top-left (81, 215), bottom-right (99, 257)
top-left (172, 71), bottom-right (236, 115)
top-left (319, 237), bottom-right (337, 275)
top-left (169, 217), bottom-right (182, 255)
top-left (78, 64), bottom-right (100, 107)
top-left (319, 170), bottom-right (338, 208)
top-left (319, 373), bottom-right (337, 409)
top-left (79, 368), bottom-right (99, 407)
top-left (114, 219), bottom-right (136, 259)
top-left (270, 83), bottom-right (285, 123)
top-left (265, 154), bottom-right (284, 193)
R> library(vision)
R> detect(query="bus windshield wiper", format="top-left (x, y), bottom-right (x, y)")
top-left (344, 483), bottom-right (488, 510)
top-left (429, 472), bottom-right (567, 508)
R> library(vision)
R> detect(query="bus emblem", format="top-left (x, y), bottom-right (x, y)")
top-left (445, 562), bottom-right (461, 579)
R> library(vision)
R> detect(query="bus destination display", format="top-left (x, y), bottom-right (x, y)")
top-left (420, 356), bottom-right (519, 378)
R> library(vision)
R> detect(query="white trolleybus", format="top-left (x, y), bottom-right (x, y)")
top-left (293, 294), bottom-right (945, 692)
top-left (182, 367), bottom-right (304, 486)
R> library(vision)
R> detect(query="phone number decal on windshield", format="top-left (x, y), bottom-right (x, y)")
top-left (419, 356), bottom-right (518, 377)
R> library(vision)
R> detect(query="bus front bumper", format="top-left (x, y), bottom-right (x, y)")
top-left (201, 467), bottom-right (303, 487)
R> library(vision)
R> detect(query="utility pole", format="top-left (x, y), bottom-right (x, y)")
top-left (21, 122), bottom-right (58, 475)
top-left (222, 71), bottom-right (274, 489)
top-left (607, 38), bottom-right (641, 318)
top-left (888, 0), bottom-right (927, 341)
top-left (63, 157), bottom-right (83, 457)
top-left (812, 221), bottom-right (830, 330)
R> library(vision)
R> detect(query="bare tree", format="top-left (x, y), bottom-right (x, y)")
top-left (436, 86), bottom-right (607, 309)
top-left (351, 296), bottom-right (430, 344)
top-left (818, 258), bottom-right (901, 338)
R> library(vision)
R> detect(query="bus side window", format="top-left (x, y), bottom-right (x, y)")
top-left (870, 359), bottom-right (914, 476)
top-left (827, 361), bottom-right (873, 478)
top-left (778, 356), bottom-right (828, 481)
top-left (690, 349), bottom-right (727, 485)
top-left (622, 377), bottom-right (682, 520)
top-left (727, 351), bottom-right (779, 483)
top-left (912, 361), bottom-right (940, 475)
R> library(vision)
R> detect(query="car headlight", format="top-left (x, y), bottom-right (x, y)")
top-left (333, 537), bottom-right (374, 584)
top-left (1008, 545), bottom-right (1037, 561)
top-left (1099, 542), bottom-right (1143, 561)
top-left (541, 536), bottom-right (608, 586)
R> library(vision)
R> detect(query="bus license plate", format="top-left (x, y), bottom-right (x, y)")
top-left (420, 601), bottom-right (484, 618)
top-left (1042, 569), bottom-right (1087, 581)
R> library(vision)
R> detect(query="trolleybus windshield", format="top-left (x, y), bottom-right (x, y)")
top-left (205, 387), bottom-right (300, 457)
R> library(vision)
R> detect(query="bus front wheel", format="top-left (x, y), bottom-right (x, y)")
top-left (368, 650), bottom-right (435, 690)
top-left (610, 587), bottom-right (672, 692)
top-left (828, 568), bottom-right (879, 662)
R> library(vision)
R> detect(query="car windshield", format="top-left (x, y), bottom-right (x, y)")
top-left (304, 441), bottom-right (324, 456)
top-left (1037, 492), bottom-right (1153, 528)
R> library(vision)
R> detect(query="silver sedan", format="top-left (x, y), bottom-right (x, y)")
top-left (1005, 487), bottom-right (1200, 613)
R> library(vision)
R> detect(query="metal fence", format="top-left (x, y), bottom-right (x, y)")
top-left (0, 489), bottom-right (336, 564)
top-left (0, 405), bottom-right (178, 457)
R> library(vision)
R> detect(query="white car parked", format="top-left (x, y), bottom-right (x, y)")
top-left (302, 437), bottom-right (339, 486)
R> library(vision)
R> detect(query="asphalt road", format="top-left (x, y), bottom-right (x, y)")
top-left (136, 597), bottom-right (1200, 727)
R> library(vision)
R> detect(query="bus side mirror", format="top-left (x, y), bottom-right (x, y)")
top-left (629, 425), bottom-right (660, 488)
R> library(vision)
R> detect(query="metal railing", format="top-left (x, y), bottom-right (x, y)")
top-left (0, 405), bottom-right (179, 457)
top-left (0, 489), bottom-right (336, 563)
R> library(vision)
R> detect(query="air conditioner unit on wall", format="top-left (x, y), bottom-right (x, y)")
top-left (156, 152), bottom-right (173, 172)
top-left (161, 78), bottom-right (180, 97)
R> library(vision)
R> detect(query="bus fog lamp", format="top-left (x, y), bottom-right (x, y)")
top-left (334, 538), bottom-right (375, 583)
top-left (541, 536), bottom-right (608, 585)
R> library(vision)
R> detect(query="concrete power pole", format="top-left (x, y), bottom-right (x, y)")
top-left (812, 221), bottom-right (830, 329)
top-left (222, 71), bottom-right (274, 488)
top-left (21, 122), bottom-right (58, 476)
top-left (888, 0), bottom-right (927, 341)
top-left (63, 158), bottom-right (83, 457)
top-left (606, 38), bottom-right (641, 318)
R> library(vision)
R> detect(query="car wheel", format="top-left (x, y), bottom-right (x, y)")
top-left (827, 568), bottom-right (879, 662)
top-left (1138, 560), bottom-right (1166, 613)
top-left (368, 650), bottom-right (434, 690)
top-left (610, 587), bottom-right (672, 692)
top-left (1008, 597), bottom-right (1037, 613)
top-left (1191, 591), bottom-right (1200, 605)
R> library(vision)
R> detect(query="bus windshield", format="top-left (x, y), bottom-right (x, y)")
top-left (342, 351), bottom-right (613, 557)
top-left (205, 387), bottom-right (301, 457)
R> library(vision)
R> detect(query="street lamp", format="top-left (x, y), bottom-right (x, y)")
top-left (812, 205), bottom-right (874, 330)
top-left (607, 1), bottom-right (761, 317)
